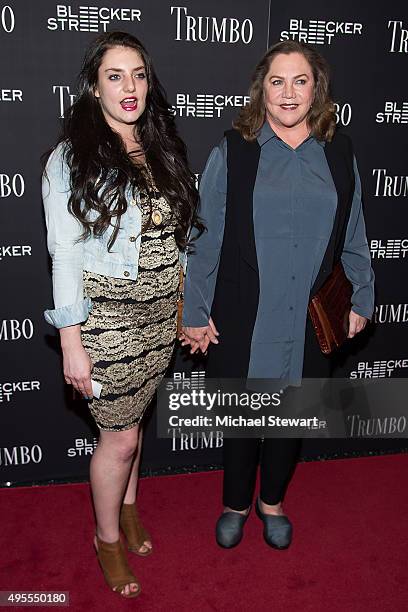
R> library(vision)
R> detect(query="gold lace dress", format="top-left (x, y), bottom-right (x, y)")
top-left (80, 175), bottom-right (180, 431)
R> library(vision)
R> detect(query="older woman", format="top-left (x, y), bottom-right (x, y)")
top-left (181, 41), bottom-right (374, 550)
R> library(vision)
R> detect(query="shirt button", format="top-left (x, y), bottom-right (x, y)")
top-left (129, 236), bottom-right (136, 242)
top-left (289, 306), bottom-right (294, 311)
top-left (124, 271), bottom-right (130, 277)
top-left (294, 244), bottom-right (298, 248)
top-left (292, 275), bottom-right (295, 280)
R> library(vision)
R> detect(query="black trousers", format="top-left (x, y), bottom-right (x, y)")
top-left (222, 315), bottom-right (332, 510)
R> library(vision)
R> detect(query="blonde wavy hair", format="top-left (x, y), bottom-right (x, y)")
top-left (233, 40), bottom-right (336, 142)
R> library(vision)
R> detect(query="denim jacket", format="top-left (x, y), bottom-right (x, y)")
top-left (43, 143), bottom-right (185, 329)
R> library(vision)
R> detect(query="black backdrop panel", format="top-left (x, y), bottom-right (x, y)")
top-left (1, 1), bottom-right (407, 486)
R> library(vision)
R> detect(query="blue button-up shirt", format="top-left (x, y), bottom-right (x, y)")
top-left (183, 122), bottom-right (375, 382)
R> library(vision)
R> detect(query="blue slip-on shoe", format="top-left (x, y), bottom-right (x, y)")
top-left (255, 497), bottom-right (292, 549)
top-left (215, 508), bottom-right (250, 549)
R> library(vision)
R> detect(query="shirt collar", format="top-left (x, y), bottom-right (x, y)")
top-left (256, 120), bottom-right (325, 148)
top-left (257, 121), bottom-right (276, 146)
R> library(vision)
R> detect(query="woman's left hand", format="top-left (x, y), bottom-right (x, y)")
top-left (348, 310), bottom-right (368, 338)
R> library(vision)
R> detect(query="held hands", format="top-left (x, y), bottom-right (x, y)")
top-left (180, 317), bottom-right (219, 355)
top-left (348, 310), bottom-right (368, 338)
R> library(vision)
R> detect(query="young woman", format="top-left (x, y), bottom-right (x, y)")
top-left (42, 31), bottom-right (200, 597)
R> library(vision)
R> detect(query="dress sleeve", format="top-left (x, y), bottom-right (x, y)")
top-left (42, 143), bottom-right (92, 328)
top-left (341, 156), bottom-right (375, 320)
top-left (182, 138), bottom-right (228, 327)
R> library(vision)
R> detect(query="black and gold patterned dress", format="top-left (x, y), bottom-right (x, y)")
top-left (81, 173), bottom-right (180, 431)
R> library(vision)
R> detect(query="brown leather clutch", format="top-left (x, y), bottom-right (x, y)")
top-left (308, 261), bottom-right (353, 355)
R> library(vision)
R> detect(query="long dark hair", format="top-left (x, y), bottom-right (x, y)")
top-left (234, 40), bottom-right (336, 142)
top-left (49, 31), bottom-right (201, 250)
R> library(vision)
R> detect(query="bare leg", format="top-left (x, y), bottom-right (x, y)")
top-left (259, 500), bottom-right (284, 515)
top-left (90, 425), bottom-right (139, 597)
top-left (123, 427), bottom-right (143, 505)
top-left (122, 427), bottom-right (152, 553)
top-left (223, 506), bottom-right (250, 515)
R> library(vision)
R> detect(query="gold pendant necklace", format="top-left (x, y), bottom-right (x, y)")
top-left (143, 164), bottom-right (163, 227)
top-left (152, 209), bottom-right (163, 226)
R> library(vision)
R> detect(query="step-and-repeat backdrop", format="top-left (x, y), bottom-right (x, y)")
top-left (1, 1), bottom-right (407, 485)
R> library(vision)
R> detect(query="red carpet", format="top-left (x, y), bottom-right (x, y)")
top-left (2, 454), bottom-right (408, 611)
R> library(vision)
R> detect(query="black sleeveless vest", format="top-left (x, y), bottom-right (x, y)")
top-left (207, 128), bottom-right (355, 379)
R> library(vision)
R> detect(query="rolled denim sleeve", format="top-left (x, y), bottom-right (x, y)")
top-left (341, 156), bottom-right (375, 320)
top-left (42, 143), bottom-right (92, 328)
top-left (182, 139), bottom-right (227, 327)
